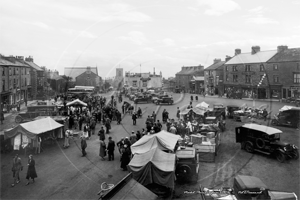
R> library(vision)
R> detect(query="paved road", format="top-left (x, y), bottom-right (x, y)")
top-left (1, 92), bottom-right (299, 199)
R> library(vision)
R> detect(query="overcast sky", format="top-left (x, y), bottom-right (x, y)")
top-left (1, 0), bottom-right (300, 78)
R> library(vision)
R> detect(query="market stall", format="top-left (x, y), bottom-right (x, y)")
top-left (180, 107), bottom-right (208, 122)
top-left (4, 117), bottom-right (64, 154)
top-left (131, 130), bottom-right (180, 155)
top-left (66, 99), bottom-right (87, 107)
top-left (190, 124), bottom-right (221, 162)
top-left (128, 147), bottom-right (176, 190)
top-left (196, 101), bottom-right (209, 110)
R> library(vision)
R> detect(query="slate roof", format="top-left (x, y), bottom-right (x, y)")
top-left (0, 55), bottom-right (27, 67)
top-left (24, 61), bottom-right (43, 71)
top-left (176, 66), bottom-right (204, 75)
top-left (204, 61), bottom-right (226, 71)
top-left (267, 48), bottom-right (300, 63)
top-left (225, 50), bottom-right (278, 65)
top-left (76, 71), bottom-right (99, 79)
top-left (64, 67), bottom-right (98, 81)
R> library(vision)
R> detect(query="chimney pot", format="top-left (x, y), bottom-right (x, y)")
top-left (277, 45), bottom-right (288, 52)
top-left (251, 46), bottom-right (260, 54)
top-left (235, 49), bottom-right (241, 55)
top-left (214, 58), bottom-right (221, 64)
top-left (225, 56), bottom-right (232, 62)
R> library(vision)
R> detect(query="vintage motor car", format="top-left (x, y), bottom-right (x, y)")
top-left (156, 97), bottom-right (173, 105)
top-left (134, 95), bottom-right (152, 104)
top-left (15, 102), bottom-right (58, 123)
top-left (271, 105), bottom-right (300, 129)
top-left (236, 124), bottom-right (299, 162)
top-left (212, 103), bottom-right (226, 119)
top-left (226, 105), bottom-right (240, 119)
top-left (175, 146), bottom-right (199, 183)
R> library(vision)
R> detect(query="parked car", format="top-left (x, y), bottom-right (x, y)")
top-left (156, 97), bottom-right (173, 105)
top-left (226, 105), bottom-right (240, 119)
top-left (134, 95), bottom-right (152, 104)
top-left (213, 103), bottom-right (226, 119)
top-left (15, 104), bottom-right (58, 123)
top-left (271, 106), bottom-right (300, 129)
top-left (236, 123), bottom-right (299, 162)
top-left (175, 147), bottom-right (199, 183)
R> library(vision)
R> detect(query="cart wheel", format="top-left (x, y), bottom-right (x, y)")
top-left (245, 142), bottom-right (254, 153)
top-left (276, 151), bottom-right (286, 163)
top-left (15, 115), bottom-right (23, 123)
top-left (291, 150), bottom-right (299, 160)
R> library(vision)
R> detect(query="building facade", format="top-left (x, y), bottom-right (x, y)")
top-left (204, 59), bottom-right (226, 96)
top-left (124, 71), bottom-right (162, 92)
top-left (223, 46), bottom-right (278, 99)
top-left (64, 66), bottom-right (98, 82)
top-left (75, 70), bottom-right (101, 87)
top-left (266, 46), bottom-right (300, 99)
top-left (175, 65), bottom-right (204, 93)
top-left (25, 56), bottom-right (46, 100)
top-left (0, 55), bottom-right (31, 107)
top-left (114, 68), bottom-right (124, 89)
top-left (190, 76), bottom-right (205, 94)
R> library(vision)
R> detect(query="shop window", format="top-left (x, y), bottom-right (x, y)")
top-left (233, 75), bottom-right (238, 82)
top-left (2, 80), bottom-right (5, 91)
top-left (142, 81), bottom-right (147, 87)
top-left (294, 73), bottom-right (300, 83)
top-left (226, 74), bottom-right (229, 81)
top-left (273, 64), bottom-right (278, 70)
top-left (273, 75), bottom-right (279, 83)
top-left (271, 89), bottom-right (279, 98)
top-left (260, 64), bottom-right (264, 71)
top-left (245, 75), bottom-right (251, 83)
top-left (245, 65), bottom-right (251, 72)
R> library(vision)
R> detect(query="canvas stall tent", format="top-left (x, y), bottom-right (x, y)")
top-left (101, 173), bottom-right (157, 200)
top-left (66, 99), bottom-right (87, 107)
top-left (196, 101), bottom-right (210, 110)
top-left (131, 130), bottom-right (180, 155)
top-left (128, 147), bottom-right (176, 190)
top-left (4, 117), bottom-right (64, 153)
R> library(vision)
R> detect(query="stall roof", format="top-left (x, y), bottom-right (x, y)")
top-left (180, 107), bottom-right (207, 116)
top-left (4, 117), bottom-right (63, 139)
top-left (131, 130), bottom-right (180, 155)
top-left (241, 124), bottom-right (282, 135)
top-left (196, 101), bottom-right (209, 109)
top-left (279, 105), bottom-right (300, 112)
top-left (66, 99), bottom-right (87, 106)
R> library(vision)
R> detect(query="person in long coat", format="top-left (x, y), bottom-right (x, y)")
top-left (120, 145), bottom-right (131, 171)
top-left (26, 154), bottom-right (37, 185)
top-left (81, 137), bottom-right (87, 157)
top-left (107, 137), bottom-right (115, 161)
top-left (98, 127), bottom-right (105, 141)
top-left (11, 154), bottom-right (23, 187)
top-left (99, 138), bottom-right (106, 161)
top-left (63, 129), bottom-right (70, 148)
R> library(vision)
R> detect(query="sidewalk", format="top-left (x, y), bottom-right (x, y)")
top-left (195, 94), bottom-right (280, 102)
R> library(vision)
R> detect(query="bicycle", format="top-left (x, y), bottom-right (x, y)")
top-left (97, 182), bottom-right (114, 200)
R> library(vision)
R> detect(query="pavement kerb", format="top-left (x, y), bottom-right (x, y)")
top-left (197, 94), bottom-right (280, 102)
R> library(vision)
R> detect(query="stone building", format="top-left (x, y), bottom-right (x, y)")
top-left (266, 46), bottom-right (300, 99)
top-left (124, 71), bottom-right (162, 92)
top-left (24, 56), bottom-right (45, 100)
top-left (204, 59), bottom-right (226, 96)
top-left (0, 55), bottom-right (31, 107)
top-left (75, 69), bottom-right (102, 87)
top-left (223, 46), bottom-right (278, 99)
top-left (175, 65), bottom-right (204, 93)
top-left (64, 66), bottom-right (98, 82)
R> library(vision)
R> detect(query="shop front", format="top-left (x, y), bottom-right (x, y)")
top-left (290, 86), bottom-right (300, 98)
top-left (269, 85), bottom-right (282, 99)
top-left (224, 85), bottom-right (242, 99)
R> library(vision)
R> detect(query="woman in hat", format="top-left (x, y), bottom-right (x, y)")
top-left (26, 154), bottom-right (37, 185)
top-left (99, 138), bottom-right (107, 161)
top-left (120, 145), bottom-right (131, 171)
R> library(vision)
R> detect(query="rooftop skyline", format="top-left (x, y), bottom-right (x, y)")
top-left (1, 0), bottom-right (300, 78)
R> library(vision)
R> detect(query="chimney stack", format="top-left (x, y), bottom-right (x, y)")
top-left (225, 56), bottom-right (232, 62)
top-left (251, 46), bottom-right (260, 54)
top-left (214, 58), bottom-right (221, 64)
top-left (16, 56), bottom-right (24, 61)
top-left (6, 55), bottom-right (16, 63)
top-left (277, 45), bottom-right (288, 52)
top-left (25, 56), bottom-right (34, 62)
top-left (235, 49), bottom-right (241, 55)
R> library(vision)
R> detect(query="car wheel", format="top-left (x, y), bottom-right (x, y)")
top-left (276, 151), bottom-right (286, 163)
top-left (15, 115), bottom-right (23, 123)
top-left (241, 142), bottom-right (246, 150)
top-left (290, 150), bottom-right (299, 160)
top-left (245, 142), bottom-right (254, 153)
